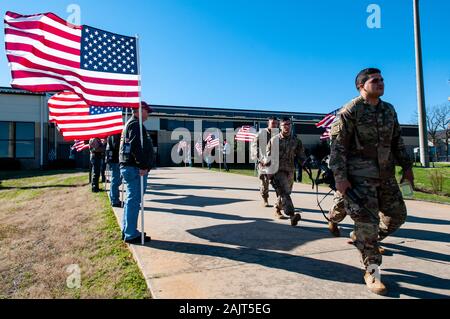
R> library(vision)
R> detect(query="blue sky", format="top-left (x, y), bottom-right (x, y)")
top-left (1, 0), bottom-right (449, 124)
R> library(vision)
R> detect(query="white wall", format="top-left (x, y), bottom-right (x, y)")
top-left (0, 94), bottom-right (44, 122)
top-left (144, 117), bottom-right (159, 131)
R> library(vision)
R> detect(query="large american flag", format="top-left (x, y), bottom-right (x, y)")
top-left (48, 91), bottom-right (124, 141)
top-left (4, 11), bottom-right (140, 108)
top-left (235, 125), bottom-right (257, 142)
top-left (71, 140), bottom-right (89, 152)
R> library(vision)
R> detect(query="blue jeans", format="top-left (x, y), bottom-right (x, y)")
top-left (109, 163), bottom-right (122, 205)
top-left (120, 166), bottom-right (148, 240)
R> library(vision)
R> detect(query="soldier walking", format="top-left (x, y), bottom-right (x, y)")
top-left (329, 68), bottom-right (414, 295)
top-left (264, 117), bottom-right (306, 225)
top-left (251, 116), bottom-right (279, 207)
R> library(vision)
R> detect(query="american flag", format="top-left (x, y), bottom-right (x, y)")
top-left (195, 139), bottom-right (203, 156)
top-left (235, 125), bottom-right (257, 142)
top-left (71, 140), bottom-right (89, 152)
top-left (316, 112), bottom-right (337, 129)
top-left (316, 109), bottom-right (338, 140)
top-left (48, 91), bottom-right (124, 141)
top-left (320, 128), bottom-right (331, 140)
top-left (205, 132), bottom-right (220, 149)
top-left (4, 11), bottom-right (140, 108)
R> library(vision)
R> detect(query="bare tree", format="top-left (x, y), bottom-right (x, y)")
top-left (436, 103), bottom-right (450, 160)
top-left (410, 105), bottom-right (442, 161)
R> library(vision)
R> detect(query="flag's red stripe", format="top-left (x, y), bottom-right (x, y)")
top-left (6, 11), bottom-right (83, 30)
top-left (7, 42), bottom-right (79, 68)
top-left (5, 20), bottom-right (81, 43)
top-left (60, 122), bottom-right (123, 132)
top-left (5, 27), bottom-right (80, 56)
top-left (316, 114), bottom-right (333, 127)
top-left (62, 129), bottom-right (123, 141)
top-left (48, 105), bottom-right (88, 110)
top-left (53, 115), bottom-right (123, 124)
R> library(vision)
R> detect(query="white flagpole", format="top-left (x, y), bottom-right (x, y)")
top-left (254, 121), bottom-right (257, 177)
top-left (121, 108), bottom-right (128, 208)
top-left (218, 131), bottom-right (221, 172)
top-left (136, 34), bottom-right (145, 245)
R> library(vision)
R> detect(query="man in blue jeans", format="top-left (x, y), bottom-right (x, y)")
top-left (106, 133), bottom-right (122, 207)
top-left (119, 102), bottom-right (155, 244)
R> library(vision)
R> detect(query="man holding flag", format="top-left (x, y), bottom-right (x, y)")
top-left (119, 102), bottom-right (154, 244)
top-left (5, 10), bottom-right (151, 245)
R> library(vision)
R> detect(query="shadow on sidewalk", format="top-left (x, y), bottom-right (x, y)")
top-left (148, 194), bottom-right (251, 207)
top-left (383, 269), bottom-right (450, 298)
top-left (186, 220), bottom-right (333, 252)
top-left (148, 182), bottom-right (330, 196)
top-left (146, 239), bottom-right (363, 285)
top-left (144, 206), bottom-right (271, 222)
top-left (405, 215), bottom-right (450, 226)
top-left (382, 242), bottom-right (450, 264)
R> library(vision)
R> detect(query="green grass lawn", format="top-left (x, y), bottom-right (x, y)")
top-left (207, 164), bottom-right (450, 205)
top-left (396, 163), bottom-right (450, 204)
top-left (0, 170), bottom-right (150, 299)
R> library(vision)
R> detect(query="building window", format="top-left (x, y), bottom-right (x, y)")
top-left (0, 122), bottom-right (35, 159)
top-left (0, 122), bottom-right (14, 158)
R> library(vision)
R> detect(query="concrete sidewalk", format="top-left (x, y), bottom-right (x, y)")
top-left (112, 167), bottom-right (450, 299)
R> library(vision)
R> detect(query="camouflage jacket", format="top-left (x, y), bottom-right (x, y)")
top-left (329, 96), bottom-right (412, 182)
top-left (250, 128), bottom-right (273, 162)
top-left (266, 132), bottom-right (306, 173)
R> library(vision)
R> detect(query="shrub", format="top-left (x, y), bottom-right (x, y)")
top-left (429, 170), bottom-right (444, 194)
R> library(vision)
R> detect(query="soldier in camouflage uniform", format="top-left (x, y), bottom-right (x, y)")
top-left (329, 68), bottom-right (414, 295)
top-left (251, 116), bottom-right (279, 208)
top-left (264, 117), bottom-right (306, 225)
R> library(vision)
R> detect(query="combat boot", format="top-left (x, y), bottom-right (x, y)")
top-left (274, 208), bottom-right (288, 220)
top-left (328, 221), bottom-right (340, 237)
top-left (364, 270), bottom-right (387, 295)
top-left (290, 213), bottom-right (301, 227)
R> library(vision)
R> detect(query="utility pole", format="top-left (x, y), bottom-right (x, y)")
top-left (413, 0), bottom-right (429, 167)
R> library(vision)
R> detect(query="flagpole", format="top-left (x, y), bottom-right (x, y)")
top-left (254, 121), bottom-right (257, 177)
top-left (219, 136), bottom-right (221, 172)
top-left (201, 139), bottom-right (204, 168)
top-left (121, 108), bottom-right (128, 208)
top-left (136, 34), bottom-right (145, 245)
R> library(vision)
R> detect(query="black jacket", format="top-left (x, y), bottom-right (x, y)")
top-left (106, 134), bottom-right (121, 164)
top-left (119, 117), bottom-right (155, 170)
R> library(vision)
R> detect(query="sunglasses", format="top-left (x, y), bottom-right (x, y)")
top-left (367, 77), bottom-right (384, 84)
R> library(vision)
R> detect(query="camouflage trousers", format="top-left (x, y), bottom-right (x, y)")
top-left (345, 175), bottom-right (407, 268)
top-left (259, 172), bottom-right (270, 200)
top-left (271, 170), bottom-right (295, 216)
top-left (328, 191), bottom-right (347, 223)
